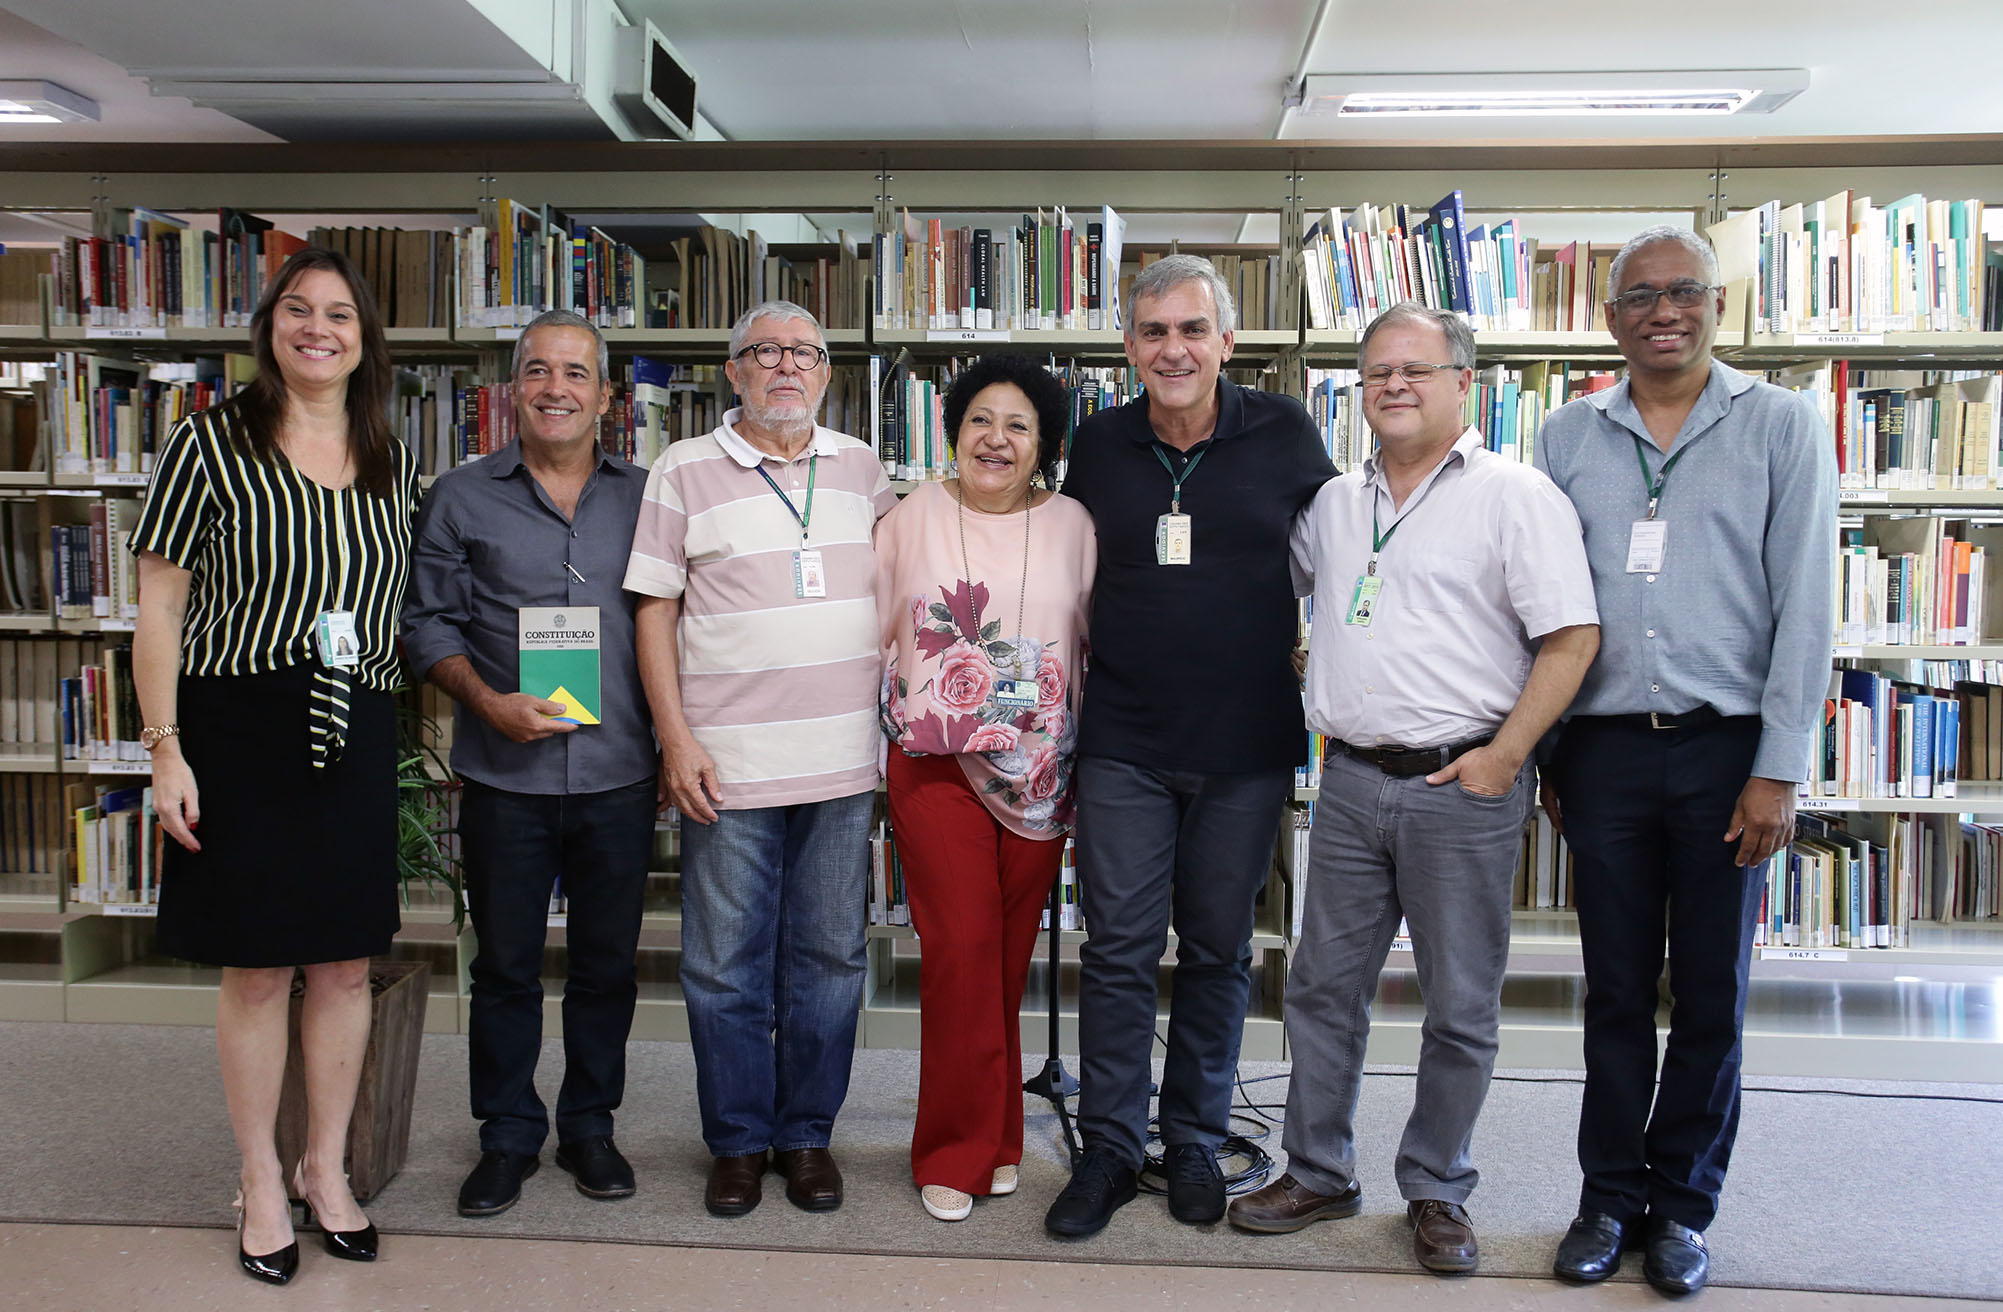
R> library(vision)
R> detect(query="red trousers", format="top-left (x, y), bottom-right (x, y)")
top-left (886, 750), bottom-right (1064, 1194)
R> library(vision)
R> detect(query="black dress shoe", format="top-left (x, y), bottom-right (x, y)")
top-left (772, 1146), bottom-right (844, 1211)
top-left (458, 1150), bottom-right (540, 1217)
top-left (1643, 1216), bottom-right (1710, 1295)
top-left (1044, 1149), bottom-right (1139, 1239)
top-left (1553, 1210), bottom-right (1628, 1283)
top-left (556, 1136), bottom-right (637, 1199)
top-left (1162, 1143), bottom-right (1225, 1225)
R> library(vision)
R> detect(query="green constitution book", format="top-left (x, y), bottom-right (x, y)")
top-left (518, 606), bottom-right (600, 725)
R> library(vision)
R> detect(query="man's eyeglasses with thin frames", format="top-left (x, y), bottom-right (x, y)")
top-left (1361, 362), bottom-right (1465, 387)
top-left (734, 342), bottom-right (829, 370)
top-left (1609, 282), bottom-right (1721, 317)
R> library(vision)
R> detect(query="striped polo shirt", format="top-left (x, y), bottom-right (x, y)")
top-left (624, 409), bottom-right (897, 808)
top-left (129, 400), bottom-right (418, 694)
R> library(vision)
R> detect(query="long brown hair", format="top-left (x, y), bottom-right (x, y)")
top-left (236, 246), bottom-right (396, 497)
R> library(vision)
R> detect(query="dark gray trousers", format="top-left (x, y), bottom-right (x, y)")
top-left (1072, 755), bottom-right (1292, 1169)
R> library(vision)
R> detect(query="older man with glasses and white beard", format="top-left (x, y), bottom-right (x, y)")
top-left (626, 300), bottom-right (897, 1220)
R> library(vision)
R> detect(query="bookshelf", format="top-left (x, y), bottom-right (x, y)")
top-left (1, 139), bottom-right (1999, 1078)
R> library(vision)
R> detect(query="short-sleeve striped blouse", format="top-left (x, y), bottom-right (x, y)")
top-left (128, 399), bottom-right (419, 694)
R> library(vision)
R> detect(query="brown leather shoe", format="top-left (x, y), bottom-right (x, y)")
top-left (772, 1147), bottom-right (843, 1212)
top-left (1408, 1199), bottom-right (1479, 1273)
top-left (703, 1152), bottom-right (767, 1218)
top-left (1227, 1172), bottom-right (1362, 1234)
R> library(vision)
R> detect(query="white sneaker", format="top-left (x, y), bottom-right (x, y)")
top-left (921, 1184), bottom-right (974, 1221)
top-left (989, 1165), bottom-right (1018, 1196)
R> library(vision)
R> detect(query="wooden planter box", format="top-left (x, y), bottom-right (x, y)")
top-left (275, 958), bottom-right (430, 1203)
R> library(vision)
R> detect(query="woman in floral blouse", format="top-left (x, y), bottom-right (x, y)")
top-left (875, 354), bottom-right (1096, 1221)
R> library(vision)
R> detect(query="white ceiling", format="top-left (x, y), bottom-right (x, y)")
top-left (628, 0), bottom-right (2003, 142)
top-left (0, 0), bottom-right (1998, 144)
top-left (0, 8), bottom-right (275, 143)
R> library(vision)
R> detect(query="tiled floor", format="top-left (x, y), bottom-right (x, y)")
top-left (2, 1224), bottom-right (1991, 1312)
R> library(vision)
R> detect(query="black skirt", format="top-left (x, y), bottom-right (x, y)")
top-left (156, 665), bottom-right (400, 967)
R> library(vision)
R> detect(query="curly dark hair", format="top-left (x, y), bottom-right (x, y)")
top-left (941, 354), bottom-right (1070, 485)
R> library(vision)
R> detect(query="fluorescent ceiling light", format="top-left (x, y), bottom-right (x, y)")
top-left (1294, 70), bottom-right (1808, 118)
top-left (0, 80), bottom-right (100, 125)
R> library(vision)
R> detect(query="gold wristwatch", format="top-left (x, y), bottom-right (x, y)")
top-left (140, 724), bottom-right (182, 751)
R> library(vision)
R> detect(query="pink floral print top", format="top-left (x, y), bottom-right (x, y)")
top-left (874, 481), bottom-right (1096, 838)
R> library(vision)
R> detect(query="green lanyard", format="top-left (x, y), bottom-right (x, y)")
top-left (755, 455), bottom-right (817, 543)
top-left (1152, 443), bottom-right (1208, 513)
top-left (1631, 436), bottom-right (1687, 520)
top-left (1366, 499), bottom-right (1411, 577)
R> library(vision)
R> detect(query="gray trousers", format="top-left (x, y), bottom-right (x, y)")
top-left (1281, 746), bottom-right (1529, 1204)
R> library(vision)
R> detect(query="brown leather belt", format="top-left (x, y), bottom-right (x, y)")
top-left (1333, 735), bottom-right (1494, 778)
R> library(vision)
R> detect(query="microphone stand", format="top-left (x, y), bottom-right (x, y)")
top-left (1021, 871), bottom-right (1081, 1168)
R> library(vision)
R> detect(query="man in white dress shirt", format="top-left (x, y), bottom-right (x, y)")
top-left (1227, 303), bottom-right (1600, 1275)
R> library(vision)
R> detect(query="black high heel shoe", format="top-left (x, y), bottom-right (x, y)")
top-left (234, 1191), bottom-right (299, 1286)
top-left (293, 1164), bottom-right (380, 1262)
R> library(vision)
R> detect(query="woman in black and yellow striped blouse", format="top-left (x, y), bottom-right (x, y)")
top-left (131, 247), bottom-right (418, 1286)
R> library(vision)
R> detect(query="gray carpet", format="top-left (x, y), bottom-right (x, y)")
top-left (1, 1021), bottom-right (1997, 1299)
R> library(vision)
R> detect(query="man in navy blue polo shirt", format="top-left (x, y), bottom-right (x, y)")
top-left (1044, 255), bottom-right (1335, 1238)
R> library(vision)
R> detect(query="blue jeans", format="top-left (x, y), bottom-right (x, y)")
top-left (678, 791), bottom-right (874, 1157)
top-left (460, 777), bottom-right (656, 1156)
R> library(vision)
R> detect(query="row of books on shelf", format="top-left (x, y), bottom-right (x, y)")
top-left (1711, 192), bottom-right (1994, 337)
top-left (1, 496), bottom-right (142, 620)
top-left (874, 207), bottom-right (1131, 334)
top-left (456, 201), bottom-right (647, 330)
top-left (1298, 190), bottom-right (2001, 337)
top-left (69, 781), bottom-right (160, 907)
top-left (61, 642), bottom-right (141, 762)
top-left (28, 353), bottom-right (247, 477)
top-left (1836, 523), bottom-right (1989, 649)
top-left (1776, 362), bottom-right (2000, 490)
top-left (1758, 812), bottom-right (2003, 947)
top-left (0, 204), bottom-right (872, 336)
top-left (0, 639), bottom-right (138, 760)
top-left (29, 208), bottom-right (309, 330)
top-left (1810, 671), bottom-right (1963, 799)
top-left (462, 203), bottom-right (869, 333)
top-left (1302, 191), bottom-right (1544, 333)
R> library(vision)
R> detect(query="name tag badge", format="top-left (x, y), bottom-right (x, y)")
top-left (1156, 512), bottom-right (1193, 566)
top-left (793, 548), bottom-right (827, 598)
top-left (1346, 575), bottom-right (1382, 626)
top-left (315, 609), bottom-right (361, 668)
top-left (994, 678), bottom-right (1037, 710)
top-left (1626, 519), bottom-right (1668, 574)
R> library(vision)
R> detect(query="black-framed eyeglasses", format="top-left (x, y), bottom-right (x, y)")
top-left (734, 342), bottom-right (829, 370)
top-left (1609, 281), bottom-right (1720, 316)
top-left (1361, 362), bottom-right (1464, 387)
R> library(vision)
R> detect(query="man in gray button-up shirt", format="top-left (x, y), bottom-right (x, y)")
top-left (1535, 227), bottom-right (1837, 1296)
top-left (403, 310), bottom-right (658, 1219)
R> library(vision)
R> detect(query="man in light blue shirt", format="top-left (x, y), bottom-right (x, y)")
top-left (1534, 227), bottom-right (1837, 1296)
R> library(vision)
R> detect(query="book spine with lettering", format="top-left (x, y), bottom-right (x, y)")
top-left (972, 228), bottom-right (993, 331)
